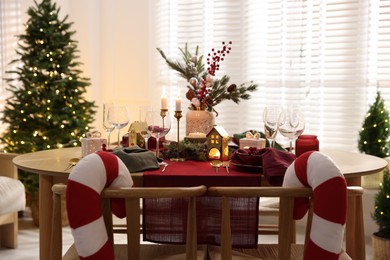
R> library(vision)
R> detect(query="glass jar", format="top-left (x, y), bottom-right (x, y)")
top-left (295, 135), bottom-right (319, 157)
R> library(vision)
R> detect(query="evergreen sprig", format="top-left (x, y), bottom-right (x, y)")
top-left (157, 42), bottom-right (258, 113)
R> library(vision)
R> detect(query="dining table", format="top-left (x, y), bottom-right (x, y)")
top-left (12, 146), bottom-right (387, 260)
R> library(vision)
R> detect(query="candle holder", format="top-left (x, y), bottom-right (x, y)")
top-left (171, 110), bottom-right (185, 162)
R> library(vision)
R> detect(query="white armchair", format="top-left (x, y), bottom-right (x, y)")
top-left (0, 153), bottom-right (25, 248)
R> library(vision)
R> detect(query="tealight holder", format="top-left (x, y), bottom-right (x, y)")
top-left (171, 110), bottom-right (185, 162)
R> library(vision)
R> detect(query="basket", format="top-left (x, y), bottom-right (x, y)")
top-left (372, 234), bottom-right (390, 260)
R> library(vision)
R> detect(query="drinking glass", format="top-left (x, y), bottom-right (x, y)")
top-left (103, 103), bottom-right (115, 149)
top-left (145, 110), bottom-right (171, 157)
top-left (139, 105), bottom-right (152, 149)
top-left (108, 105), bottom-right (130, 147)
top-left (263, 106), bottom-right (281, 148)
top-left (278, 106), bottom-right (305, 152)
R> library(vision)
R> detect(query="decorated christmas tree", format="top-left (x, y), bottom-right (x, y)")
top-left (358, 91), bottom-right (390, 158)
top-left (373, 167), bottom-right (390, 238)
top-left (1, 0), bottom-right (96, 155)
top-left (1, 0), bottom-right (96, 195)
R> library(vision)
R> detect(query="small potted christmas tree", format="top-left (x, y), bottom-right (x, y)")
top-left (372, 167), bottom-right (390, 259)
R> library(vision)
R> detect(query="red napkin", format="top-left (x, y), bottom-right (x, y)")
top-left (231, 147), bottom-right (295, 186)
top-left (261, 148), bottom-right (295, 186)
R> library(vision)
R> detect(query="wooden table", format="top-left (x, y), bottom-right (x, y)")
top-left (13, 147), bottom-right (387, 260)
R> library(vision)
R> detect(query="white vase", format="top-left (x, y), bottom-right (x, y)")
top-left (186, 109), bottom-right (215, 136)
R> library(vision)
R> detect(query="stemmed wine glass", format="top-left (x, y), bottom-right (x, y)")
top-left (145, 110), bottom-right (171, 157)
top-left (139, 105), bottom-right (152, 149)
top-left (278, 106), bottom-right (305, 152)
top-left (108, 105), bottom-right (130, 147)
top-left (263, 105), bottom-right (281, 148)
top-left (103, 103), bottom-right (115, 149)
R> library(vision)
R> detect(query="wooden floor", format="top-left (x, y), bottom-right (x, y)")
top-left (0, 208), bottom-right (374, 259)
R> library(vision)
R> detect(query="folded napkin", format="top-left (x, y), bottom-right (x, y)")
top-left (261, 148), bottom-right (295, 186)
top-left (112, 146), bottom-right (160, 173)
top-left (231, 147), bottom-right (295, 186)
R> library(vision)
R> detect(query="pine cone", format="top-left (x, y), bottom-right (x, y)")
top-left (227, 84), bottom-right (237, 92)
top-left (186, 89), bottom-right (196, 100)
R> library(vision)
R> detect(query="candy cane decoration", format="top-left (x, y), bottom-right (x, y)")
top-left (66, 152), bottom-right (133, 259)
top-left (283, 151), bottom-right (347, 260)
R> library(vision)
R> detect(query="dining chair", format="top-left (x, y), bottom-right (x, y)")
top-left (207, 151), bottom-right (358, 259)
top-left (207, 186), bottom-right (362, 259)
top-left (51, 184), bottom-right (208, 260)
top-left (50, 151), bottom-right (208, 259)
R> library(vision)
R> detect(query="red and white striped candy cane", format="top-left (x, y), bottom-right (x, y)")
top-left (283, 151), bottom-right (347, 260)
top-left (66, 151), bottom-right (133, 260)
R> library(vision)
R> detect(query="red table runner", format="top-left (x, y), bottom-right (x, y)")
top-left (142, 160), bottom-right (262, 248)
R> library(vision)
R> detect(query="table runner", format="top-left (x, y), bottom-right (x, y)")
top-left (142, 160), bottom-right (261, 248)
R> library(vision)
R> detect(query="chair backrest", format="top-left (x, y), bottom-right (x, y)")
top-left (207, 185), bottom-right (362, 260)
top-left (51, 184), bottom-right (207, 260)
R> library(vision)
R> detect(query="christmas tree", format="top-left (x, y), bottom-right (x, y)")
top-left (358, 91), bottom-right (390, 158)
top-left (1, 0), bottom-right (96, 155)
top-left (373, 167), bottom-right (390, 238)
top-left (1, 0), bottom-right (96, 195)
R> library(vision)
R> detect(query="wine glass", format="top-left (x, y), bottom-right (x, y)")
top-left (145, 110), bottom-right (171, 157)
top-left (139, 105), bottom-right (152, 149)
top-left (103, 103), bottom-right (115, 149)
top-left (278, 106), bottom-right (305, 152)
top-left (108, 105), bottom-right (130, 147)
top-left (263, 105), bottom-right (281, 148)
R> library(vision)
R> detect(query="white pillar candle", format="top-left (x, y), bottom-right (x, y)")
top-left (161, 86), bottom-right (167, 109)
top-left (175, 96), bottom-right (181, 111)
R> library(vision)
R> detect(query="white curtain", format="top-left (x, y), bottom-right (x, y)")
top-left (150, 0), bottom-right (390, 151)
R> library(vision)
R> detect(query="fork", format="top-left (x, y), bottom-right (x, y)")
top-left (222, 161), bottom-right (230, 174)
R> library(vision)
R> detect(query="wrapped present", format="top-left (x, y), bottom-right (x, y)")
top-left (81, 131), bottom-right (107, 157)
top-left (239, 131), bottom-right (266, 149)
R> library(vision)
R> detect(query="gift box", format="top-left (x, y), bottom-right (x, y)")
top-left (239, 137), bottom-right (266, 149)
top-left (81, 137), bottom-right (107, 157)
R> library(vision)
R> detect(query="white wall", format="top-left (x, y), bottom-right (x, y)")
top-left (20, 0), bottom-right (152, 134)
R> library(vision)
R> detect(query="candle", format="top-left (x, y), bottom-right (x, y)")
top-left (161, 86), bottom-right (167, 109)
top-left (175, 96), bottom-right (181, 111)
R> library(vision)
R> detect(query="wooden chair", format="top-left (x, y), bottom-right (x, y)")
top-left (50, 184), bottom-right (208, 260)
top-left (206, 186), bottom-right (363, 260)
top-left (0, 153), bottom-right (25, 249)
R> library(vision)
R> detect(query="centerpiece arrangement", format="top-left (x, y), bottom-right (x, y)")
top-left (157, 42), bottom-right (258, 136)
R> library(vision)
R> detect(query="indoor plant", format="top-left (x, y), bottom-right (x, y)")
top-left (372, 167), bottom-right (390, 259)
top-left (157, 42), bottom-right (257, 135)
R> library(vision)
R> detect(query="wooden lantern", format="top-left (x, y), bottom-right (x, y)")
top-left (206, 125), bottom-right (229, 161)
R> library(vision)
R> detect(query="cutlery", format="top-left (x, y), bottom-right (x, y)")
top-left (210, 160), bottom-right (222, 173)
top-left (159, 162), bottom-right (168, 173)
top-left (64, 158), bottom-right (80, 171)
top-left (222, 161), bottom-right (230, 174)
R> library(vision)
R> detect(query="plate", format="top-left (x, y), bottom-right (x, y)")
top-left (230, 161), bottom-right (262, 173)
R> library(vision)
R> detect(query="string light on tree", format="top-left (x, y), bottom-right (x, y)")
top-left (0, 0), bottom-right (96, 194)
top-left (358, 91), bottom-right (390, 158)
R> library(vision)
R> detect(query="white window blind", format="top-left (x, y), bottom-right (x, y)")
top-left (0, 0), bottom-right (21, 134)
top-left (151, 0), bottom-right (390, 151)
top-left (0, 0), bottom-right (21, 97)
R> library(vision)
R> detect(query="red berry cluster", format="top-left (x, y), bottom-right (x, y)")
top-left (206, 41), bottom-right (232, 76)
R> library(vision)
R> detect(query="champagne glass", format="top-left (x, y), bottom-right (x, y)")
top-left (103, 103), bottom-right (115, 149)
top-left (108, 105), bottom-right (130, 147)
top-left (263, 106), bottom-right (281, 148)
top-left (145, 110), bottom-right (171, 157)
top-left (139, 105), bottom-right (152, 149)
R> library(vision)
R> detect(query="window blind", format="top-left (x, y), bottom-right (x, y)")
top-left (151, 0), bottom-right (389, 151)
top-left (0, 0), bottom-right (21, 134)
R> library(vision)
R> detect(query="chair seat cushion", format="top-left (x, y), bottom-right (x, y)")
top-left (0, 176), bottom-right (25, 215)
